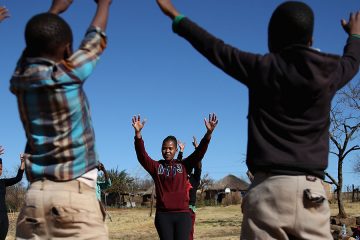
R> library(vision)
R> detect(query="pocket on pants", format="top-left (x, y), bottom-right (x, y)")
top-left (51, 191), bottom-right (101, 224)
top-left (51, 205), bottom-right (91, 224)
top-left (303, 188), bottom-right (327, 208)
top-left (16, 190), bottom-right (45, 239)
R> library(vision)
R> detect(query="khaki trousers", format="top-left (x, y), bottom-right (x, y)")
top-left (241, 173), bottom-right (332, 240)
top-left (16, 179), bottom-right (108, 240)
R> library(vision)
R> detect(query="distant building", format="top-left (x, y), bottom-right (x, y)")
top-left (141, 184), bottom-right (156, 207)
top-left (205, 174), bottom-right (250, 205)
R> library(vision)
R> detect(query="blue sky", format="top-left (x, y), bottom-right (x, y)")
top-left (0, 0), bottom-right (359, 189)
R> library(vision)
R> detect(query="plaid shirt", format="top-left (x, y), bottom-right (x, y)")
top-left (10, 27), bottom-right (107, 182)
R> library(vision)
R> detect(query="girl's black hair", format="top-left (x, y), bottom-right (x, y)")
top-left (162, 135), bottom-right (178, 146)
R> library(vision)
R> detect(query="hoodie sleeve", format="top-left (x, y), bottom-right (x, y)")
top-left (182, 134), bottom-right (210, 169)
top-left (337, 36), bottom-right (360, 90)
top-left (173, 17), bottom-right (261, 87)
top-left (134, 137), bottom-right (158, 176)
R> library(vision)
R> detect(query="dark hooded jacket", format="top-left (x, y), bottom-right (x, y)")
top-left (173, 18), bottom-right (360, 178)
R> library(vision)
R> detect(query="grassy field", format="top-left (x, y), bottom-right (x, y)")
top-left (6, 202), bottom-right (360, 239)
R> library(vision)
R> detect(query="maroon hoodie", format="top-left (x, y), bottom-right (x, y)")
top-left (134, 134), bottom-right (210, 212)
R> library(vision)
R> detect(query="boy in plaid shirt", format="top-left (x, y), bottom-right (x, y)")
top-left (11, 0), bottom-right (112, 238)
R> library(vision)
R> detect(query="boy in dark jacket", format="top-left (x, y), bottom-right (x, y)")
top-left (156, 0), bottom-right (360, 239)
top-left (132, 114), bottom-right (217, 240)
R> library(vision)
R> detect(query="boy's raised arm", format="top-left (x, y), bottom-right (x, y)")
top-left (155, 0), bottom-right (257, 86)
top-left (337, 11), bottom-right (360, 89)
top-left (20, 153), bottom-right (25, 170)
top-left (91, 0), bottom-right (112, 31)
top-left (0, 6), bottom-right (9, 22)
top-left (48, 0), bottom-right (73, 15)
top-left (341, 11), bottom-right (360, 36)
top-left (156, 0), bottom-right (180, 20)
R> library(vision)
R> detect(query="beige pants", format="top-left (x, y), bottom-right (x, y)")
top-left (241, 173), bottom-right (332, 240)
top-left (16, 179), bottom-right (108, 240)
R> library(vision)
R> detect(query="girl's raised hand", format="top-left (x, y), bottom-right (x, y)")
top-left (0, 7), bottom-right (9, 23)
top-left (204, 113), bottom-right (218, 133)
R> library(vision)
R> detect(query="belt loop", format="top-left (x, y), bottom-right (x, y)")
top-left (306, 175), bottom-right (317, 182)
top-left (40, 179), bottom-right (44, 191)
top-left (78, 181), bottom-right (82, 194)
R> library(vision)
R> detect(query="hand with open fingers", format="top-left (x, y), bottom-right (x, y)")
top-left (49, 0), bottom-right (73, 14)
top-left (341, 11), bottom-right (360, 35)
top-left (98, 162), bottom-right (105, 171)
top-left (20, 153), bottom-right (25, 163)
top-left (205, 113), bottom-right (218, 133)
top-left (0, 7), bottom-right (9, 22)
top-left (156, 0), bottom-right (180, 19)
top-left (0, 146), bottom-right (4, 155)
top-left (132, 115), bottom-right (146, 133)
top-left (178, 141), bottom-right (185, 152)
top-left (192, 136), bottom-right (198, 148)
top-left (20, 153), bottom-right (26, 170)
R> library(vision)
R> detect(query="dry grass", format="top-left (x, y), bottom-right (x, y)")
top-left (330, 201), bottom-right (360, 217)
top-left (6, 202), bottom-right (360, 240)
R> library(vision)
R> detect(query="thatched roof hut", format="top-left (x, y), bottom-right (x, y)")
top-left (205, 175), bottom-right (250, 205)
top-left (208, 174), bottom-right (249, 191)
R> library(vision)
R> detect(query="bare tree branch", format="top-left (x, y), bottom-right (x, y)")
top-left (329, 150), bottom-right (339, 157)
top-left (343, 145), bottom-right (360, 160)
top-left (325, 171), bottom-right (339, 187)
top-left (329, 133), bottom-right (342, 152)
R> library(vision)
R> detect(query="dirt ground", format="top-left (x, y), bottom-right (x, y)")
top-left (6, 202), bottom-right (360, 239)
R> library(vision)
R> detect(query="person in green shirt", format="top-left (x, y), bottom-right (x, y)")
top-left (96, 162), bottom-right (112, 201)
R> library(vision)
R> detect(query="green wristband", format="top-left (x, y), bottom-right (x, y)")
top-left (351, 34), bottom-right (360, 39)
top-left (189, 205), bottom-right (197, 212)
top-left (173, 15), bottom-right (185, 26)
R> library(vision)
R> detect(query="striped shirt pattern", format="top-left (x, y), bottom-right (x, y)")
top-left (10, 27), bottom-right (107, 182)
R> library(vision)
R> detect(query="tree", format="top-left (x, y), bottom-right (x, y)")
top-left (132, 177), bottom-right (153, 191)
top-left (5, 181), bottom-right (26, 212)
top-left (104, 168), bottom-right (135, 207)
top-left (198, 172), bottom-right (214, 195)
top-left (326, 81), bottom-right (360, 218)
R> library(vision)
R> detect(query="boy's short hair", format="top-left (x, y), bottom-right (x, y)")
top-left (25, 13), bottom-right (73, 56)
top-left (268, 1), bottom-right (314, 53)
top-left (162, 135), bottom-right (178, 146)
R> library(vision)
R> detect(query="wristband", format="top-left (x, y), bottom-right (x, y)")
top-left (351, 34), bottom-right (360, 39)
top-left (173, 15), bottom-right (185, 26)
top-left (172, 15), bottom-right (185, 33)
